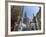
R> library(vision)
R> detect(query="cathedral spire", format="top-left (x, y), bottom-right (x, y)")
top-left (24, 11), bottom-right (27, 17)
top-left (33, 13), bottom-right (34, 17)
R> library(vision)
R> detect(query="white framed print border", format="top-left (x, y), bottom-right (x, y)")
top-left (7, 1), bottom-right (45, 36)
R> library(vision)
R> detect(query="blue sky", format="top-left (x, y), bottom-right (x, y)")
top-left (23, 6), bottom-right (40, 21)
